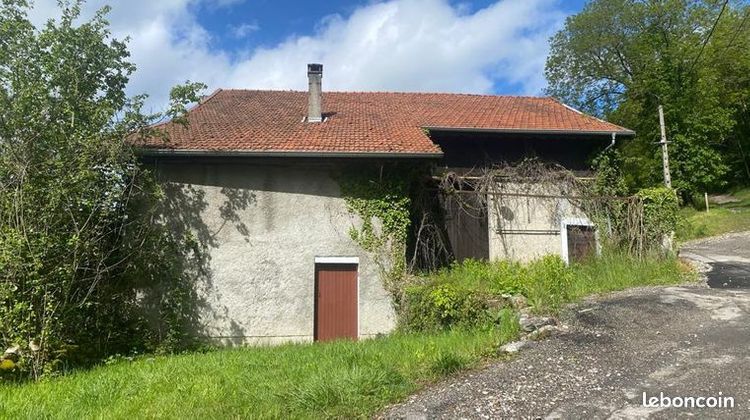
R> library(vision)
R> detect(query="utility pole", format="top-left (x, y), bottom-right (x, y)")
top-left (658, 105), bottom-right (672, 189)
top-left (658, 105), bottom-right (675, 254)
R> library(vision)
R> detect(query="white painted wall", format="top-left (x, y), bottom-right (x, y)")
top-left (155, 160), bottom-right (396, 345)
top-left (487, 182), bottom-right (591, 262)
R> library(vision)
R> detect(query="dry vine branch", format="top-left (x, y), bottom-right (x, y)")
top-left (410, 159), bottom-right (662, 263)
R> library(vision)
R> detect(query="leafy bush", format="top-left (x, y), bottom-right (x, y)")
top-left (0, 2), bottom-right (206, 379)
top-left (636, 187), bottom-right (679, 249)
top-left (401, 284), bottom-right (490, 331)
top-left (400, 256), bottom-right (575, 330)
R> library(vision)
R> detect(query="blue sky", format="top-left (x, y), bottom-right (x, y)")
top-left (30, 0), bottom-right (591, 108)
top-left (195, 1), bottom-right (587, 53)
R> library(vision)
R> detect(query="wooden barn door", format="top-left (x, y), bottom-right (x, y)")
top-left (566, 225), bottom-right (596, 263)
top-left (443, 194), bottom-right (490, 262)
top-left (314, 264), bottom-right (358, 342)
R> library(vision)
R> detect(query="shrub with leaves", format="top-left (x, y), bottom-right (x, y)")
top-left (636, 187), bottom-right (679, 250)
top-left (401, 255), bottom-right (583, 330)
top-left (0, 0), bottom-right (206, 379)
top-left (400, 283), bottom-right (491, 331)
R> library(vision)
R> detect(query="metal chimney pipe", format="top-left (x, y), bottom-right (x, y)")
top-left (307, 63), bottom-right (323, 123)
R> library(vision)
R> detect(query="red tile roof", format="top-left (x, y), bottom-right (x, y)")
top-left (137, 90), bottom-right (633, 156)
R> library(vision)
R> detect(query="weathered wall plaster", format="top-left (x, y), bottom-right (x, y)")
top-left (488, 182), bottom-right (591, 262)
top-left (155, 160), bottom-right (396, 345)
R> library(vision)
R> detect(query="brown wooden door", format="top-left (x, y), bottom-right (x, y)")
top-left (442, 194), bottom-right (490, 262)
top-left (566, 225), bottom-right (596, 263)
top-left (314, 264), bottom-right (358, 342)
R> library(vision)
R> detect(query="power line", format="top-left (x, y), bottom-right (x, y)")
top-left (687, 0), bottom-right (729, 74)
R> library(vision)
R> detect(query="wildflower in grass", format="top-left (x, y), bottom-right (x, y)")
top-left (0, 359), bottom-right (15, 370)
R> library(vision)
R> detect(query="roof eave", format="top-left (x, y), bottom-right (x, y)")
top-left (422, 126), bottom-right (636, 137)
top-left (136, 148), bottom-right (444, 159)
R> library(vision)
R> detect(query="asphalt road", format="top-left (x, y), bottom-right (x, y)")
top-left (681, 232), bottom-right (750, 289)
top-left (383, 234), bottom-right (750, 419)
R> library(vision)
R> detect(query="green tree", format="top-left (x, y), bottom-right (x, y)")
top-left (0, 0), bottom-right (206, 379)
top-left (546, 0), bottom-right (750, 195)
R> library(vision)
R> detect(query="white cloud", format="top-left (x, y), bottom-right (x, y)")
top-left (26, 0), bottom-right (567, 110)
top-left (206, 0), bottom-right (246, 7)
top-left (224, 0), bottom-right (565, 95)
top-left (229, 22), bottom-right (260, 39)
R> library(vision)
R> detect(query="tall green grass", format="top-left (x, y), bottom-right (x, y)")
top-left (421, 256), bottom-right (574, 311)
top-left (677, 187), bottom-right (750, 241)
top-left (407, 252), bottom-right (693, 320)
top-left (568, 252), bottom-right (693, 299)
top-left (0, 327), bottom-right (518, 419)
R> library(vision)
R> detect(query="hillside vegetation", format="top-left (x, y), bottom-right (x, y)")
top-left (678, 188), bottom-right (750, 241)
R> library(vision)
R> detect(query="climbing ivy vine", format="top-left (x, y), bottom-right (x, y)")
top-left (337, 165), bottom-right (420, 304)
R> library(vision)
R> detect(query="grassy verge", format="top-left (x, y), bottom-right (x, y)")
top-left (677, 188), bottom-right (750, 241)
top-left (401, 252), bottom-right (694, 327)
top-left (568, 252), bottom-right (694, 300)
top-left (0, 326), bottom-right (518, 419)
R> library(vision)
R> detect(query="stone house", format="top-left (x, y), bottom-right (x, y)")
top-left (137, 64), bottom-right (633, 344)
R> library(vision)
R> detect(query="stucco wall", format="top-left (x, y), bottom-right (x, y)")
top-left (488, 182), bottom-right (591, 262)
top-left (154, 160), bottom-right (396, 345)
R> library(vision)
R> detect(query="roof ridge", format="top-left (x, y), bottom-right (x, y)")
top-left (219, 88), bottom-right (550, 99)
top-left (547, 96), bottom-right (632, 132)
top-left (199, 88), bottom-right (224, 105)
